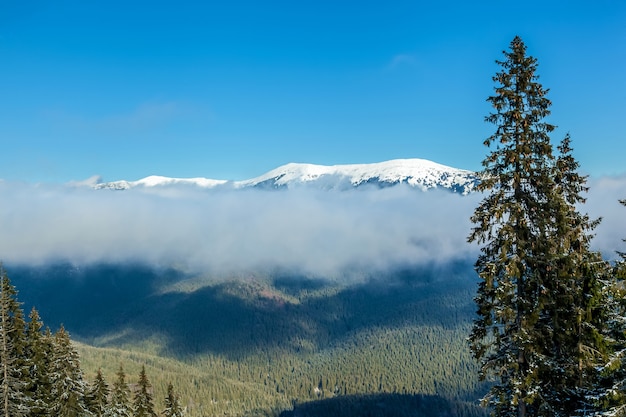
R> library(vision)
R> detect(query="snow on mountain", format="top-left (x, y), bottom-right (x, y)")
top-left (93, 159), bottom-right (479, 194)
top-left (94, 175), bottom-right (228, 190)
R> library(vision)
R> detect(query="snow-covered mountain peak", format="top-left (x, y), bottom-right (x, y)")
top-left (93, 175), bottom-right (228, 190)
top-left (238, 159), bottom-right (478, 193)
top-left (93, 159), bottom-right (479, 194)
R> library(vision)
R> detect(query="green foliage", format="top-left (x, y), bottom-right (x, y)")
top-left (25, 307), bottom-right (53, 417)
top-left (86, 369), bottom-right (110, 417)
top-left (469, 36), bottom-right (619, 417)
top-left (590, 199), bottom-right (626, 416)
top-left (50, 325), bottom-right (92, 417)
top-left (73, 267), bottom-right (488, 417)
top-left (0, 267), bottom-right (29, 417)
top-left (133, 365), bottom-right (157, 417)
top-left (469, 35), bottom-right (561, 416)
top-left (106, 365), bottom-right (132, 417)
top-left (162, 382), bottom-right (184, 417)
top-left (4, 261), bottom-right (491, 417)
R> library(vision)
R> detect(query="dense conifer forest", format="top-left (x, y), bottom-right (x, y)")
top-left (0, 267), bottom-right (185, 417)
top-left (5, 261), bottom-right (489, 416)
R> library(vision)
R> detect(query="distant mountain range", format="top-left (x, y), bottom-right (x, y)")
top-left (93, 159), bottom-right (479, 194)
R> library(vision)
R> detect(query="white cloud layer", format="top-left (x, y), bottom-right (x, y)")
top-left (0, 176), bottom-right (624, 277)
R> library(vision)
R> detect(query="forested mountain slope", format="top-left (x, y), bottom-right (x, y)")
top-left (11, 261), bottom-right (488, 416)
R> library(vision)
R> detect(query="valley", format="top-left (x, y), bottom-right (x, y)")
top-left (11, 261), bottom-right (488, 416)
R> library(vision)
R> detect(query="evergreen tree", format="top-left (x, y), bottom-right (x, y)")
top-left (162, 382), bottom-right (184, 417)
top-left (468, 36), bottom-right (608, 417)
top-left (6, 285), bottom-right (27, 386)
top-left (589, 199), bottom-right (626, 416)
top-left (133, 366), bottom-right (157, 417)
top-left (86, 369), bottom-right (110, 417)
top-left (105, 365), bottom-right (132, 417)
top-left (0, 267), bottom-right (29, 417)
top-left (25, 307), bottom-right (53, 417)
top-left (49, 325), bottom-right (92, 417)
top-left (538, 134), bottom-right (609, 416)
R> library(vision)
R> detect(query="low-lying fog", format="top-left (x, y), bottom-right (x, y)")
top-left (0, 176), bottom-right (624, 277)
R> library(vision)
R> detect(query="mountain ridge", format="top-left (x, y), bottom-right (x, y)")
top-left (93, 158), bottom-right (479, 194)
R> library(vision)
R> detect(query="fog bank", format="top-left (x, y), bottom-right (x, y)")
top-left (0, 176), bottom-right (623, 277)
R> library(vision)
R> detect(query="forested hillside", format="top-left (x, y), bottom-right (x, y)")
top-left (9, 261), bottom-right (488, 416)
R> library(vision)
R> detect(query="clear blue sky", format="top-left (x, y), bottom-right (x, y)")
top-left (1, 0), bottom-right (625, 182)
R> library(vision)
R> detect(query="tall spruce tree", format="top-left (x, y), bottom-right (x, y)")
top-left (132, 366), bottom-right (157, 417)
top-left (468, 36), bottom-right (608, 417)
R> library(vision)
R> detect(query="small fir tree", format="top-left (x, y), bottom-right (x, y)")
top-left (162, 382), bottom-right (184, 417)
top-left (133, 366), bottom-right (157, 417)
top-left (25, 307), bottom-right (53, 417)
top-left (105, 365), bottom-right (132, 417)
top-left (86, 369), bottom-right (110, 417)
top-left (0, 267), bottom-right (29, 417)
top-left (49, 325), bottom-right (92, 417)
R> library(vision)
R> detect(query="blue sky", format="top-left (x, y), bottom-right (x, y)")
top-left (1, 0), bottom-right (625, 182)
